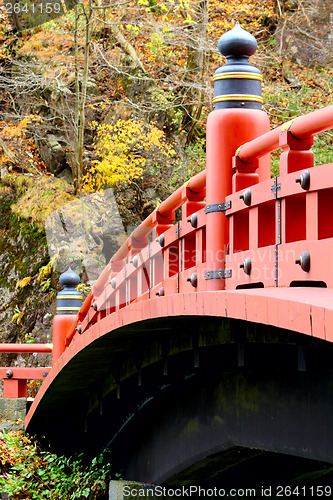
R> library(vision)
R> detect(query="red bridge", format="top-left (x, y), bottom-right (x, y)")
top-left (3, 23), bottom-right (333, 486)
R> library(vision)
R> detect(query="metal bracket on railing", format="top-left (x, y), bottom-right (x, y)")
top-left (271, 177), bottom-right (281, 199)
top-left (205, 269), bottom-right (232, 279)
top-left (148, 242), bottom-right (151, 299)
top-left (205, 201), bottom-right (231, 214)
top-left (176, 221), bottom-right (181, 238)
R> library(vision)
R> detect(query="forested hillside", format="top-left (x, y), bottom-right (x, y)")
top-left (0, 0), bottom-right (332, 381)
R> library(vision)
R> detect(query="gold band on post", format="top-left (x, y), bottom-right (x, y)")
top-left (213, 72), bottom-right (263, 82)
top-left (57, 295), bottom-right (83, 300)
top-left (213, 94), bottom-right (263, 104)
top-left (56, 307), bottom-right (81, 311)
top-left (235, 143), bottom-right (248, 156)
top-left (281, 118), bottom-right (296, 132)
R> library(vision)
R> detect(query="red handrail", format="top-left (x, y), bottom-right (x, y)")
top-left (64, 106), bottom-right (333, 350)
top-left (237, 105), bottom-right (333, 164)
top-left (0, 344), bottom-right (52, 353)
top-left (65, 169), bottom-right (206, 347)
top-left (109, 169), bottom-right (206, 266)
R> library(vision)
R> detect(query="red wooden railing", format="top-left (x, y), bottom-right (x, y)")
top-left (62, 105), bottom-right (333, 344)
top-left (3, 17), bottom-right (333, 401)
top-left (0, 344), bottom-right (52, 398)
top-left (2, 104), bottom-right (333, 399)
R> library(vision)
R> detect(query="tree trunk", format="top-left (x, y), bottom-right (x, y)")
top-left (181, 0), bottom-right (209, 144)
top-left (77, 0), bottom-right (93, 195)
top-left (71, 0), bottom-right (93, 195)
top-left (73, 3), bottom-right (80, 194)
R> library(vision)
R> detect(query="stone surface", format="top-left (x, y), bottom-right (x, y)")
top-left (277, 0), bottom-right (333, 66)
top-left (0, 398), bottom-right (26, 432)
top-left (0, 186), bottom-right (53, 360)
top-left (109, 481), bottom-right (166, 499)
top-left (35, 134), bottom-right (68, 176)
top-left (0, 397), bottom-right (25, 420)
top-left (45, 188), bottom-right (126, 281)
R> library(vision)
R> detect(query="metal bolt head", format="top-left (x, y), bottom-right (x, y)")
top-left (239, 188), bottom-right (251, 206)
top-left (187, 213), bottom-right (198, 228)
top-left (157, 234), bottom-right (165, 247)
top-left (6, 369), bottom-right (13, 379)
top-left (240, 258), bottom-right (252, 275)
top-left (295, 251), bottom-right (310, 272)
top-left (295, 170), bottom-right (310, 191)
top-left (188, 272), bottom-right (198, 288)
top-left (130, 256), bottom-right (138, 268)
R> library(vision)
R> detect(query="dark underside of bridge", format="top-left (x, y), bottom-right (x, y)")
top-left (27, 316), bottom-right (333, 488)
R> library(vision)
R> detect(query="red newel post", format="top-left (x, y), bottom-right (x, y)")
top-left (206, 23), bottom-right (271, 290)
top-left (52, 268), bottom-right (82, 365)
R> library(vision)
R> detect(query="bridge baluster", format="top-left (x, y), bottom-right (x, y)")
top-left (52, 268), bottom-right (82, 365)
top-left (205, 22), bottom-right (271, 291)
top-left (279, 127), bottom-right (314, 176)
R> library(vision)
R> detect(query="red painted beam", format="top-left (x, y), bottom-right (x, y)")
top-left (108, 170), bottom-right (207, 269)
top-left (0, 367), bottom-right (50, 379)
top-left (237, 126), bottom-right (281, 163)
top-left (0, 343), bottom-right (52, 353)
top-left (237, 105), bottom-right (333, 164)
top-left (290, 104), bottom-right (333, 139)
top-left (4, 379), bottom-right (27, 398)
top-left (1, 367), bottom-right (49, 397)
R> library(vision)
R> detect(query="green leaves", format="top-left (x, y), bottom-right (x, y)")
top-left (0, 432), bottom-right (113, 499)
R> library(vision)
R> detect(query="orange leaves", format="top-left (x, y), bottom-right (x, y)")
top-left (18, 30), bottom-right (77, 65)
top-left (16, 276), bottom-right (33, 289)
top-left (209, 0), bottom-right (276, 39)
top-left (0, 115), bottom-right (43, 140)
top-left (1, 117), bottom-right (31, 140)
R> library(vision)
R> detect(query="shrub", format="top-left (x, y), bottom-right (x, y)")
top-left (0, 431), bottom-right (113, 499)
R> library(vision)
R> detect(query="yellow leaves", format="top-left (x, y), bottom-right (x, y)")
top-left (1, 119), bottom-right (30, 140)
top-left (183, 14), bottom-right (193, 24)
top-left (11, 175), bottom-right (74, 227)
top-left (0, 153), bottom-right (10, 165)
top-left (37, 261), bottom-right (53, 282)
top-left (12, 307), bottom-right (24, 326)
top-left (16, 276), bottom-right (33, 289)
top-left (126, 24), bottom-right (140, 35)
top-left (208, 0), bottom-right (275, 41)
top-left (14, 260), bottom-right (55, 305)
top-left (88, 100), bottom-right (110, 111)
top-left (83, 119), bottom-right (175, 192)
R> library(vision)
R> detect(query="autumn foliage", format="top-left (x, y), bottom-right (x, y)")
top-left (83, 119), bottom-right (175, 191)
top-left (0, 431), bottom-right (112, 499)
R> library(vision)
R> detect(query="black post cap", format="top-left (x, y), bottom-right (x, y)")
top-left (59, 267), bottom-right (80, 288)
top-left (57, 267), bottom-right (83, 315)
top-left (213, 22), bottom-right (263, 110)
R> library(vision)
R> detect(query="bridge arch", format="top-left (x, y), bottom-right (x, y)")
top-left (26, 288), bottom-right (333, 483)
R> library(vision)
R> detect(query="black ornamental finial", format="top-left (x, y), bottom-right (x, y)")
top-left (218, 21), bottom-right (257, 59)
top-left (57, 268), bottom-right (82, 315)
top-left (213, 22), bottom-right (263, 110)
